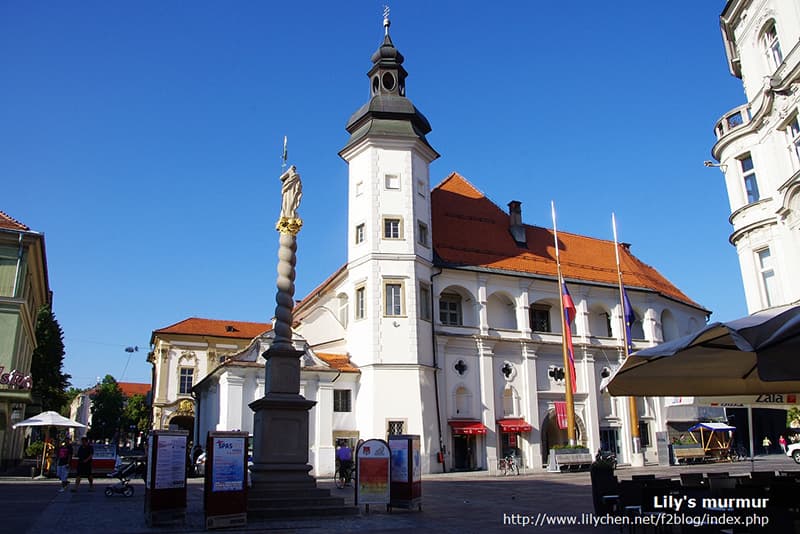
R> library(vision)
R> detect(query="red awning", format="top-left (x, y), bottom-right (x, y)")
top-left (497, 418), bottom-right (532, 433)
top-left (448, 420), bottom-right (488, 435)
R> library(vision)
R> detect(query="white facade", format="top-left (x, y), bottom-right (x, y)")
top-left (192, 333), bottom-right (359, 477)
top-left (290, 18), bottom-right (710, 474)
top-left (712, 0), bottom-right (800, 313)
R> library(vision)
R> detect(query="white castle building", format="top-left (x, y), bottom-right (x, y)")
top-left (190, 16), bottom-right (712, 475)
top-left (711, 0), bottom-right (800, 313)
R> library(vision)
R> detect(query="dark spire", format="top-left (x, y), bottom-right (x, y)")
top-left (339, 11), bottom-right (438, 159)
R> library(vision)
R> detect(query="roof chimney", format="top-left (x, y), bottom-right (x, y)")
top-left (508, 200), bottom-right (527, 246)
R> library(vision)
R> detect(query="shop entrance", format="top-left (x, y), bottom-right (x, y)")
top-left (452, 434), bottom-right (473, 470)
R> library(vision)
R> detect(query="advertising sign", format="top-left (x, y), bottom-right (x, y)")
top-left (390, 438), bottom-right (408, 482)
top-left (204, 431), bottom-right (248, 529)
top-left (155, 434), bottom-right (186, 489)
top-left (211, 436), bottom-right (246, 492)
top-left (144, 430), bottom-right (188, 527)
top-left (355, 439), bottom-right (390, 506)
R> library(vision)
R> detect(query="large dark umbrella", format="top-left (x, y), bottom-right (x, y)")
top-left (607, 304), bottom-right (800, 397)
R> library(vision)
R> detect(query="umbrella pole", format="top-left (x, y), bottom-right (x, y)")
top-left (747, 406), bottom-right (755, 469)
top-left (38, 427), bottom-right (49, 479)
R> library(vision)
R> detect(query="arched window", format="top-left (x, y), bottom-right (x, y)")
top-left (661, 309), bottom-right (678, 342)
top-left (761, 21), bottom-right (783, 71)
top-left (487, 293), bottom-right (516, 330)
top-left (440, 293), bottom-right (463, 326)
top-left (337, 293), bottom-right (349, 327)
top-left (502, 386), bottom-right (519, 417)
top-left (454, 386), bottom-right (471, 417)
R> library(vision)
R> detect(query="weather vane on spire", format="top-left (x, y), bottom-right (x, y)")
top-left (383, 4), bottom-right (390, 35)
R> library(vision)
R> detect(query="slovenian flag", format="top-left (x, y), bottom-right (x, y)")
top-left (562, 281), bottom-right (577, 393)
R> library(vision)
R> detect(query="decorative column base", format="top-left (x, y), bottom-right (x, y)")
top-left (247, 348), bottom-right (356, 518)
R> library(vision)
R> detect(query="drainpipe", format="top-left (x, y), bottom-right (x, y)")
top-left (12, 233), bottom-right (22, 297)
top-left (430, 268), bottom-right (446, 473)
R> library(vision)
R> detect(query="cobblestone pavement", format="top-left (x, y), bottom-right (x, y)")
top-left (4, 455), bottom-right (797, 533)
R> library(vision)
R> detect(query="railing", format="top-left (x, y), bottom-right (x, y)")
top-left (713, 103), bottom-right (752, 141)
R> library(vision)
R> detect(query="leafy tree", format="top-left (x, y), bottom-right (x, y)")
top-left (122, 393), bottom-right (150, 434)
top-left (88, 375), bottom-right (124, 440)
top-left (30, 306), bottom-right (71, 412)
top-left (788, 407), bottom-right (800, 428)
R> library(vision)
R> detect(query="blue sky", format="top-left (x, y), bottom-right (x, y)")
top-left (1, 1), bottom-right (746, 389)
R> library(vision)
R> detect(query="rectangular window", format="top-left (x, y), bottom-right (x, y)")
top-left (385, 174), bottom-right (400, 190)
top-left (417, 221), bottom-right (428, 247)
top-left (740, 155), bottom-right (760, 204)
top-left (179, 368), bottom-right (194, 395)
top-left (419, 283), bottom-right (431, 321)
top-left (757, 248), bottom-right (778, 307)
top-left (383, 218), bottom-right (401, 239)
top-left (387, 420), bottom-right (405, 436)
top-left (787, 115), bottom-right (800, 169)
top-left (439, 294), bottom-right (462, 326)
top-left (530, 305), bottom-right (551, 332)
top-left (384, 282), bottom-right (403, 316)
top-left (417, 179), bottom-right (426, 197)
top-left (355, 223), bottom-right (365, 244)
top-left (638, 421), bottom-right (651, 448)
top-left (355, 180), bottom-right (364, 196)
top-left (333, 389), bottom-right (351, 412)
top-left (355, 285), bottom-right (366, 320)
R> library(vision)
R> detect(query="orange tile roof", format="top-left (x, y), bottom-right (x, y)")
top-left (118, 382), bottom-right (151, 397)
top-left (432, 172), bottom-right (701, 308)
top-left (0, 210), bottom-right (30, 231)
top-left (316, 352), bottom-right (359, 373)
top-left (152, 317), bottom-right (272, 340)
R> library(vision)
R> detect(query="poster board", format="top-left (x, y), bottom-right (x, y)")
top-left (355, 439), bottom-right (390, 508)
top-left (204, 431), bottom-right (248, 529)
top-left (388, 435), bottom-right (422, 511)
top-left (144, 430), bottom-right (188, 527)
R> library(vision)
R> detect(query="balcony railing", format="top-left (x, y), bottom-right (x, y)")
top-left (713, 103), bottom-right (752, 141)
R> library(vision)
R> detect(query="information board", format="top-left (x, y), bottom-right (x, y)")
top-left (144, 430), bottom-right (188, 527)
top-left (204, 431), bottom-right (248, 529)
top-left (155, 434), bottom-right (186, 489)
top-left (211, 435), bottom-right (246, 492)
top-left (355, 439), bottom-right (390, 506)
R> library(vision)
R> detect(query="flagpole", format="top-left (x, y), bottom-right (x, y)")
top-left (552, 202), bottom-right (576, 446)
top-left (612, 213), bottom-right (642, 464)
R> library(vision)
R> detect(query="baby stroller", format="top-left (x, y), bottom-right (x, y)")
top-left (105, 458), bottom-right (141, 497)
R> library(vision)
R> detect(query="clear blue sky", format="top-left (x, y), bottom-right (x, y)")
top-left (1, 1), bottom-right (747, 389)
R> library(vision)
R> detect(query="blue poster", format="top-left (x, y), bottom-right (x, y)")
top-left (211, 436), bottom-right (245, 492)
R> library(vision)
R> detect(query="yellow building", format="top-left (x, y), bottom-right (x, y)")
top-left (0, 211), bottom-right (51, 469)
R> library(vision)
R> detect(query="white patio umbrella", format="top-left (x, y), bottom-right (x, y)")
top-left (607, 304), bottom-right (800, 397)
top-left (607, 304), bottom-right (800, 465)
top-left (13, 410), bottom-right (87, 478)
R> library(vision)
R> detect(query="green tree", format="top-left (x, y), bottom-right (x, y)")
top-left (88, 375), bottom-right (124, 440)
top-left (31, 306), bottom-right (71, 412)
top-left (788, 407), bottom-right (800, 428)
top-left (122, 393), bottom-right (150, 434)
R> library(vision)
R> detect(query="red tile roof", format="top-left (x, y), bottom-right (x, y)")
top-left (118, 382), bottom-right (151, 397)
top-left (316, 352), bottom-right (359, 373)
top-left (0, 210), bottom-right (30, 231)
top-left (152, 317), bottom-right (272, 340)
top-left (431, 172), bottom-right (700, 307)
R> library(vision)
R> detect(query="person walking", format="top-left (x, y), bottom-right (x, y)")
top-left (72, 437), bottom-right (94, 492)
top-left (55, 438), bottom-right (73, 492)
top-left (761, 435), bottom-right (772, 455)
top-left (779, 435), bottom-right (787, 453)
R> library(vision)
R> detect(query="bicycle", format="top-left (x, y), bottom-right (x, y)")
top-left (335, 462), bottom-right (354, 489)
top-left (730, 445), bottom-right (749, 462)
top-left (498, 455), bottom-right (520, 476)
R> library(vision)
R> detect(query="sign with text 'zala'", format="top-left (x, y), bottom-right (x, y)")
top-left (211, 436), bottom-right (246, 492)
top-left (355, 439), bottom-right (390, 506)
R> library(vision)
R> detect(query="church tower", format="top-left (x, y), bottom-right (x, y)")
top-left (338, 11), bottom-right (441, 463)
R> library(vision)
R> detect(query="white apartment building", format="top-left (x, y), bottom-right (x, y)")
top-left (711, 0), bottom-right (800, 313)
